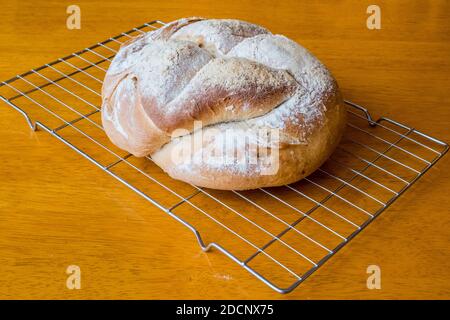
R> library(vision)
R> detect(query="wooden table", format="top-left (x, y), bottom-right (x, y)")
top-left (0, 0), bottom-right (449, 299)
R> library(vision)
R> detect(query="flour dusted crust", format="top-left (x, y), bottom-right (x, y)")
top-left (101, 18), bottom-right (346, 190)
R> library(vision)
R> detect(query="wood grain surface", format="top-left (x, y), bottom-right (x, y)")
top-left (0, 0), bottom-right (449, 299)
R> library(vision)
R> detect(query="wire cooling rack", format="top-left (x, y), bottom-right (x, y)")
top-left (0, 21), bottom-right (448, 294)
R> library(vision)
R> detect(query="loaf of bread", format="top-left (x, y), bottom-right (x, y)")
top-left (101, 18), bottom-right (346, 190)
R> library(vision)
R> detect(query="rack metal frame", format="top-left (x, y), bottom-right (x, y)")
top-left (1, 20), bottom-right (448, 293)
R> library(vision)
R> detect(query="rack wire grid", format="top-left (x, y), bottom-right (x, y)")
top-left (0, 20), bottom-right (448, 294)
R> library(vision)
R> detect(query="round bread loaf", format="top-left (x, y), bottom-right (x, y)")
top-left (101, 18), bottom-right (346, 190)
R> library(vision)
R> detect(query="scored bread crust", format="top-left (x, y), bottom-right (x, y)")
top-left (101, 18), bottom-right (347, 190)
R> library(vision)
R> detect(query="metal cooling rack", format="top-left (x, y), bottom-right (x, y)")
top-left (1, 20), bottom-right (448, 294)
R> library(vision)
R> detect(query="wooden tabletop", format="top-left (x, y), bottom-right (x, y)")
top-left (0, 0), bottom-right (449, 299)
